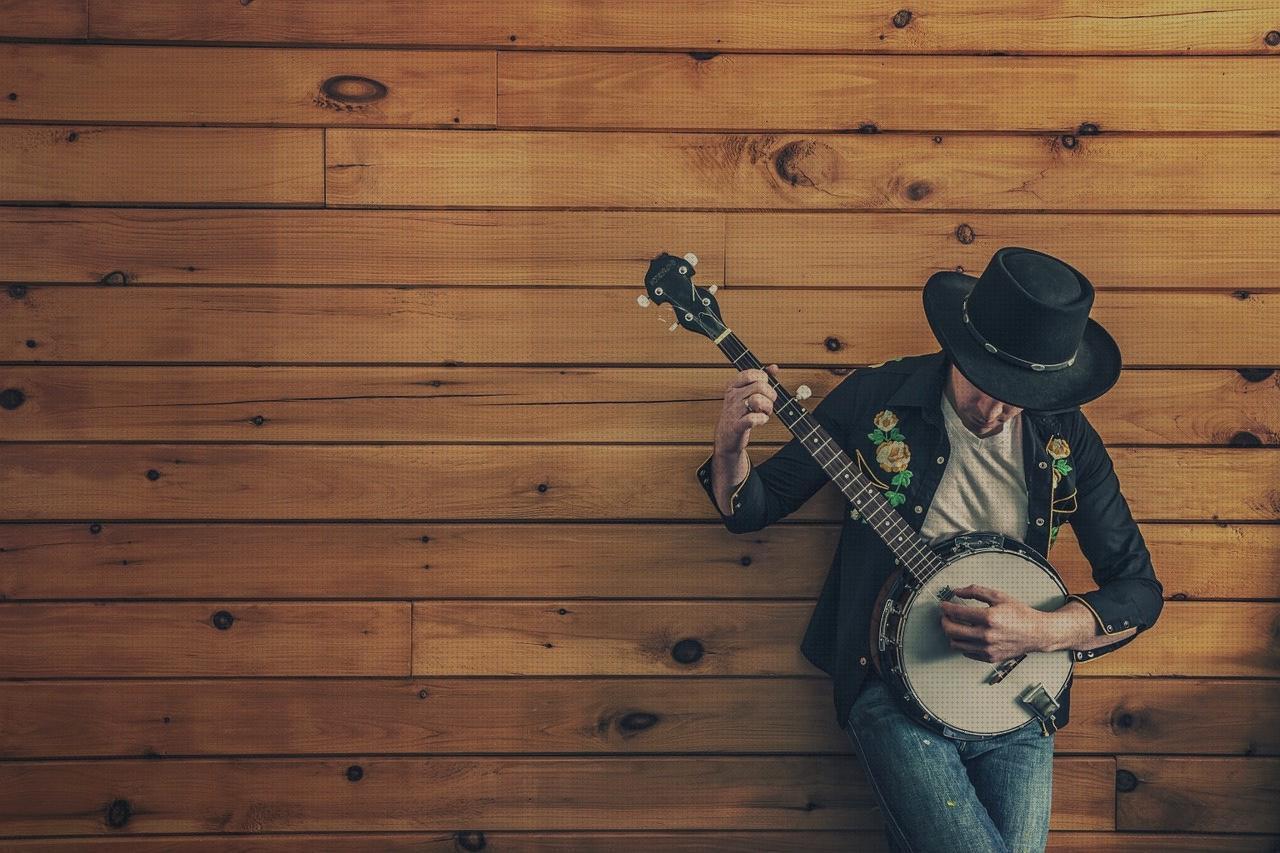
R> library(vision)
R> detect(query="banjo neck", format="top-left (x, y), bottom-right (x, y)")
top-left (714, 330), bottom-right (944, 583)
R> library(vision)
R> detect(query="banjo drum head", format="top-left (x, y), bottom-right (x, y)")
top-left (897, 546), bottom-right (1073, 737)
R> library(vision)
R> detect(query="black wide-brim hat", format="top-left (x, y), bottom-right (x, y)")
top-left (923, 246), bottom-right (1122, 412)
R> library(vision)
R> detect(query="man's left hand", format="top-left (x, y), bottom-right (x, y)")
top-left (938, 584), bottom-right (1052, 662)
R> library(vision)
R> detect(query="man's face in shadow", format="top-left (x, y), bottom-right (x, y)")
top-left (944, 364), bottom-right (1024, 438)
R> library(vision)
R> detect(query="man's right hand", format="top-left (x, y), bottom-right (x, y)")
top-left (715, 364), bottom-right (780, 455)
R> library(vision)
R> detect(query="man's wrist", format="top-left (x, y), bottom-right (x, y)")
top-left (1036, 602), bottom-right (1097, 653)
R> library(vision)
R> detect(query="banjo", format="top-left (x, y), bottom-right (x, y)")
top-left (643, 251), bottom-right (1072, 739)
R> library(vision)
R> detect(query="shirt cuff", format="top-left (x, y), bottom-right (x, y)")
top-left (696, 450), bottom-right (753, 517)
top-left (1065, 592), bottom-right (1143, 662)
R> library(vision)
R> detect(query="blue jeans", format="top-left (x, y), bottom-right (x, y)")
top-left (843, 674), bottom-right (1055, 853)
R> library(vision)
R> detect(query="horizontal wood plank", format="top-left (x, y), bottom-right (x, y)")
top-left (5, 288), bottom-right (1276, 366)
top-left (1, 832), bottom-right (1274, 852)
top-left (85, 0), bottom-right (1280, 54)
top-left (0, 0), bottom-right (85, 39)
top-left (0, 126), bottom-right (322, 205)
top-left (412, 601), bottom-right (1276, 677)
top-left (498, 52), bottom-right (1280, 131)
top-left (1118, 756), bottom-right (1280, 833)
top-left (0, 677), bottom-right (1271, 758)
top-left (326, 130), bottom-right (1280, 210)
top-left (9, 207), bottom-right (1280, 290)
top-left (0, 602), bottom-right (410, 677)
top-left (0, 755), bottom-right (1114, 835)
top-left (0, 446), bottom-right (1274, 521)
top-left (1, 523), bottom-right (1273, 601)
top-left (0, 44), bottom-right (495, 126)
top-left (2, 366), bottom-right (1275, 445)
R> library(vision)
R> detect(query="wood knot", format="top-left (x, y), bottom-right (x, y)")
top-left (954, 223), bottom-right (976, 244)
top-left (671, 638), bottom-right (704, 664)
top-left (857, 122), bottom-right (879, 133)
top-left (418, 688), bottom-right (429, 699)
top-left (145, 469), bottom-right (161, 481)
top-left (1237, 368), bottom-right (1275, 383)
top-left (536, 482), bottom-right (549, 493)
top-left (1171, 592), bottom-right (1189, 600)
top-left (892, 9), bottom-right (913, 27)
top-left (618, 711), bottom-right (660, 733)
top-left (100, 270), bottom-right (128, 286)
top-left (1060, 134), bottom-right (1078, 149)
top-left (251, 415), bottom-right (266, 426)
top-left (1110, 708), bottom-right (1138, 731)
top-left (1233, 289), bottom-right (1253, 300)
top-left (1077, 122), bottom-right (1100, 135)
top-left (824, 336), bottom-right (843, 352)
top-left (7, 284), bottom-right (26, 298)
top-left (1265, 30), bottom-right (1280, 46)
top-left (319, 76), bottom-right (388, 105)
top-left (211, 610), bottom-right (235, 630)
top-left (345, 765), bottom-right (363, 782)
top-left (89, 523), bottom-right (102, 534)
top-left (105, 798), bottom-right (132, 828)
top-left (456, 830), bottom-right (487, 851)
top-left (905, 180), bottom-right (932, 201)
top-left (774, 140), bottom-right (839, 189)
top-left (1115, 768), bottom-right (1139, 792)
top-left (688, 51), bottom-right (720, 61)
top-left (740, 555), bottom-right (752, 566)
top-left (1229, 431), bottom-right (1262, 447)
top-left (0, 388), bottom-right (24, 410)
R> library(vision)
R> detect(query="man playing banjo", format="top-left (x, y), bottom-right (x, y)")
top-left (695, 247), bottom-right (1164, 852)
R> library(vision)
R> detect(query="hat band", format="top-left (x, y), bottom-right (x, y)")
top-left (961, 295), bottom-right (1078, 373)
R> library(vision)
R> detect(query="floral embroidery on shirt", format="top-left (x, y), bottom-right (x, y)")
top-left (1046, 435), bottom-right (1073, 547)
top-left (868, 409), bottom-right (912, 507)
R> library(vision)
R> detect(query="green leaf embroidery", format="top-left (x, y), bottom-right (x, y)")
top-left (888, 428), bottom-right (903, 442)
top-left (885, 491), bottom-right (907, 507)
top-left (868, 428), bottom-right (886, 444)
top-left (890, 471), bottom-right (907, 487)
top-left (1053, 458), bottom-right (1072, 477)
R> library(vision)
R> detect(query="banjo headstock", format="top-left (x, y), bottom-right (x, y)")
top-left (640, 251), bottom-right (727, 340)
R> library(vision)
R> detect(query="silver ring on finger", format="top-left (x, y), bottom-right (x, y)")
top-left (744, 398), bottom-right (753, 414)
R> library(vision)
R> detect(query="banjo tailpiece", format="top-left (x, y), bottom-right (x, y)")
top-left (1019, 683), bottom-right (1062, 736)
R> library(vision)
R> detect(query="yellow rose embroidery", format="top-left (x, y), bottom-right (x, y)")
top-left (1046, 437), bottom-right (1071, 459)
top-left (876, 440), bottom-right (911, 473)
top-left (867, 409), bottom-right (912, 507)
top-left (873, 410), bottom-right (899, 431)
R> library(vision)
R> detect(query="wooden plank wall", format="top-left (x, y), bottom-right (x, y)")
top-left (1, 2), bottom-right (1278, 849)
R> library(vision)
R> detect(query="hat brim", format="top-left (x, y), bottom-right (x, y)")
top-left (922, 270), bottom-right (1122, 412)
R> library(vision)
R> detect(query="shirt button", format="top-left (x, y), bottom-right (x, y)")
top-left (1034, 518), bottom-right (1045, 527)
top-left (936, 456), bottom-right (945, 464)
top-left (1123, 620), bottom-right (1130, 627)
top-left (1087, 651), bottom-right (1095, 658)
top-left (913, 505), bottom-right (923, 514)
top-left (1106, 624), bottom-right (1113, 631)
top-left (1038, 461), bottom-right (1048, 469)
top-left (859, 656), bottom-right (868, 666)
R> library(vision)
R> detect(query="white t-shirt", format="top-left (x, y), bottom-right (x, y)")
top-left (920, 392), bottom-right (1029, 546)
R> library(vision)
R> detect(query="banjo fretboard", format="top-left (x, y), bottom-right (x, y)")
top-left (715, 331), bottom-right (945, 583)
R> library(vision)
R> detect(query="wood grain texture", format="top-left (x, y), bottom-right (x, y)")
top-left (85, 0), bottom-right (1280, 54)
top-left (5, 287), bottom-right (1276, 366)
top-left (0, 126), bottom-right (322, 205)
top-left (0, 677), bottom-right (1271, 758)
top-left (0, 0), bottom-right (85, 39)
top-left (0, 44), bottom-right (495, 126)
top-left (498, 52), bottom-right (1280, 131)
top-left (3, 522), bottom-right (1273, 601)
top-left (1, 366), bottom-right (1275, 445)
top-left (2, 832), bottom-right (1274, 852)
top-left (1117, 756), bottom-right (1280, 833)
top-left (0, 755), bottom-right (1115, 834)
top-left (411, 601), bottom-right (1276, 677)
top-left (9, 207), bottom-right (1280, 289)
top-left (0, 446), bottom-right (1274, 521)
top-left (0, 602), bottom-right (410, 676)
top-left (326, 130), bottom-right (1280, 210)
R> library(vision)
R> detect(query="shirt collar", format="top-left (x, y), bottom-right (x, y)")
top-left (886, 351), bottom-right (949, 423)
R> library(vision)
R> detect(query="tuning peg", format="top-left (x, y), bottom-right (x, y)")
top-left (636, 294), bottom-right (651, 307)
top-left (683, 252), bottom-right (699, 268)
top-left (796, 384), bottom-right (812, 400)
top-left (707, 284), bottom-right (717, 294)
top-left (669, 321), bottom-right (680, 332)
